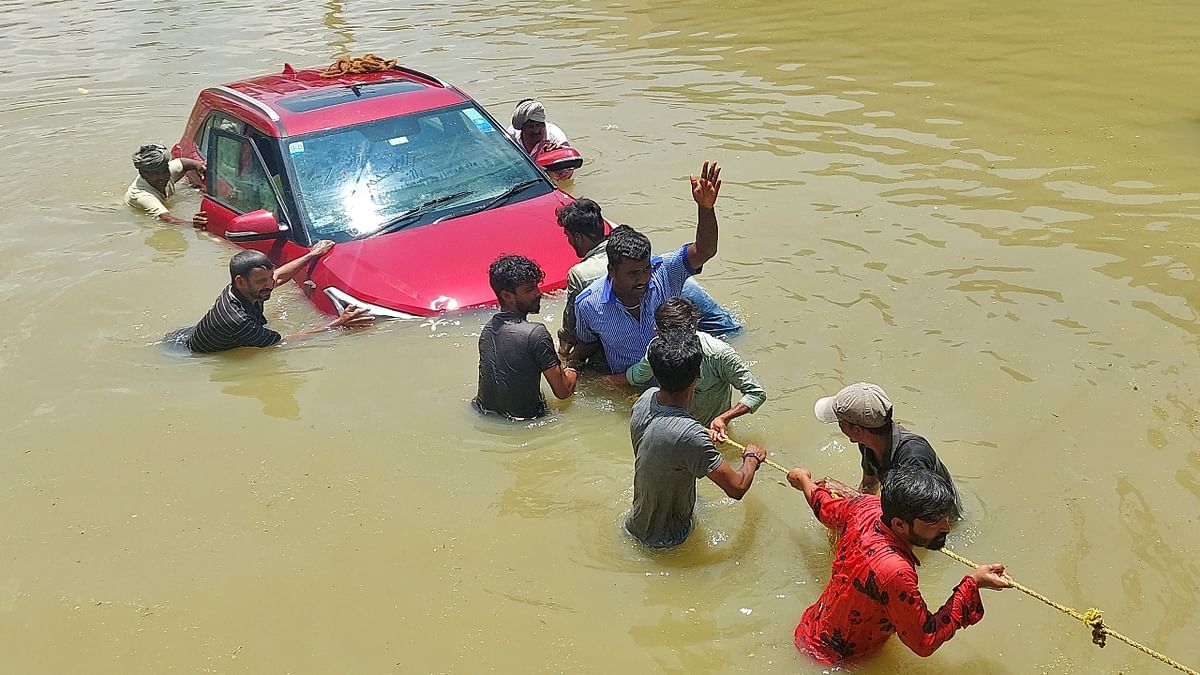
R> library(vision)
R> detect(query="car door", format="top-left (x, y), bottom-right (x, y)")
top-left (203, 128), bottom-right (307, 266)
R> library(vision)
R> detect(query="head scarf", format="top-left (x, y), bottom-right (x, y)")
top-left (512, 99), bottom-right (546, 129)
top-left (132, 144), bottom-right (171, 173)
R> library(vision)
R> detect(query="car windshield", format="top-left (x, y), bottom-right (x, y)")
top-left (284, 102), bottom-right (546, 240)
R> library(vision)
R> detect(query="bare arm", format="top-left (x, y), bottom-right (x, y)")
top-left (706, 443), bottom-right (765, 499)
top-left (178, 158), bottom-right (206, 173)
top-left (283, 305), bottom-right (373, 342)
top-left (542, 365), bottom-right (578, 400)
top-left (274, 240), bottom-right (333, 287)
top-left (566, 340), bottom-right (601, 367)
top-left (686, 161), bottom-right (721, 270)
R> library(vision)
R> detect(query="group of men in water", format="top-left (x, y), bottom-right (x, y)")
top-left (471, 160), bottom-right (1012, 664)
top-left (126, 114), bottom-right (1010, 665)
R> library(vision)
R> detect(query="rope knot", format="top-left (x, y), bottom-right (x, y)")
top-left (1083, 607), bottom-right (1107, 648)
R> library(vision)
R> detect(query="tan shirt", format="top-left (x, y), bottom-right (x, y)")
top-left (124, 158), bottom-right (185, 216)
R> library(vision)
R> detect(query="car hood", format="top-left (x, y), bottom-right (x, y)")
top-left (314, 190), bottom-right (578, 316)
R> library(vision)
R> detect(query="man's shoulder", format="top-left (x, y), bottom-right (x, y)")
top-left (894, 426), bottom-right (938, 455)
top-left (697, 331), bottom-right (734, 357)
top-left (575, 277), bottom-right (606, 308)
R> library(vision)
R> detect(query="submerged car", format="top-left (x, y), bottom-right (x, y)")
top-left (174, 63), bottom-right (580, 318)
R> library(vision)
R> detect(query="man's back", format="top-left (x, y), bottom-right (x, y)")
top-left (625, 388), bottom-right (723, 547)
top-left (859, 425), bottom-right (964, 517)
top-left (475, 312), bottom-right (558, 419)
top-left (796, 489), bottom-right (984, 664)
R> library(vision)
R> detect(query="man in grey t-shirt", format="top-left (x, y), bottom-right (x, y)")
top-left (625, 329), bottom-right (768, 548)
top-left (474, 255), bottom-right (578, 419)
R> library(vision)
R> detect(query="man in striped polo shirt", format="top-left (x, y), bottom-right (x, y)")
top-left (570, 160), bottom-right (724, 374)
top-left (180, 243), bottom-right (372, 353)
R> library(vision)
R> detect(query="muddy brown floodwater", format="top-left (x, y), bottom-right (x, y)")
top-left (1, 0), bottom-right (1198, 673)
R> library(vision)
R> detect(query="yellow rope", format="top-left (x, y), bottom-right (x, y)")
top-left (938, 548), bottom-right (1197, 674)
top-left (718, 437), bottom-right (1197, 674)
top-left (720, 438), bottom-right (790, 474)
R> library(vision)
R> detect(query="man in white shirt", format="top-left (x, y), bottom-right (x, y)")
top-left (123, 144), bottom-right (206, 226)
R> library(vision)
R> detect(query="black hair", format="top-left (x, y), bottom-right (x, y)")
top-left (229, 250), bottom-right (274, 281)
top-left (556, 198), bottom-right (605, 240)
top-left (655, 296), bottom-right (698, 333)
top-left (647, 329), bottom-right (703, 393)
top-left (880, 467), bottom-right (956, 526)
top-left (488, 254), bottom-right (545, 298)
top-left (606, 225), bottom-right (651, 268)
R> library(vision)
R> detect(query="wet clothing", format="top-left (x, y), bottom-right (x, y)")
top-left (795, 487), bottom-right (985, 664)
top-left (625, 388), bottom-right (724, 547)
top-left (124, 158), bottom-right (185, 216)
top-left (574, 244), bottom-right (700, 374)
top-left (183, 285), bottom-right (282, 353)
top-left (505, 122), bottom-right (573, 180)
top-left (859, 423), bottom-right (963, 518)
top-left (474, 311), bottom-right (560, 419)
top-left (559, 240), bottom-right (741, 355)
top-left (626, 331), bottom-right (766, 426)
top-left (559, 238), bottom-right (610, 351)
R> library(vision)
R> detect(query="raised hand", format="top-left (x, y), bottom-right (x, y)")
top-left (690, 161), bottom-right (722, 209)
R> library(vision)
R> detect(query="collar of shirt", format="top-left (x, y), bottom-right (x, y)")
top-left (859, 421), bottom-right (905, 472)
top-left (227, 285), bottom-right (267, 321)
top-left (599, 254), bottom-right (664, 307)
top-left (582, 238), bottom-right (608, 262)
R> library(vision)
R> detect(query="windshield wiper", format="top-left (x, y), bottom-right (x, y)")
top-left (438, 180), bottom-right (543, 223)
top-left (369, 191), bottom-right (473, 238)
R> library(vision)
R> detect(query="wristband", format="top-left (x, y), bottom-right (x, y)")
top-left (742, 452), bottom-right (761, 469)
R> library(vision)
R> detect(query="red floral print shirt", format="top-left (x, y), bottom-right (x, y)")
top-left (794, 487), bottom-right (985, 664)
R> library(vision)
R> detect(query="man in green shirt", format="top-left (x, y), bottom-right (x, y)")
top-left (618, 297), bottom-right (766, 442)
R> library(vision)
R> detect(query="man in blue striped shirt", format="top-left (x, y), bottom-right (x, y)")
top-left (570, 161), bottom-right (723, 374)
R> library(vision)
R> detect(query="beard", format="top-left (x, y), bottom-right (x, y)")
top-left (915, 532), bottom-right (948, 551)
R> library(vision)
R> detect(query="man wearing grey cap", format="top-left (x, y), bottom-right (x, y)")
top-left (814, 382), bottom-right (963, 518)
top-left (124, 143), bottom-right (206, 225)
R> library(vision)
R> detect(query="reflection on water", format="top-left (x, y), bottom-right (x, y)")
top-left (1, 0), bottom-right (1199, 672)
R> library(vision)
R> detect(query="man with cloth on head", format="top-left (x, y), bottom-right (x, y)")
top-left (506, 98), bottom-right (575, 181)
top-left (554, 197), bottom-right (741, 365)
top-left (814, 382), bottom-right (963, 519)
top-left (175, 242), bottom-right (373, 353)
top-left (124, 144), bottom-right (206, 226)
top-left (621, 296), bottom-right (766, 442)
top-left (785, 465), bottom-right (1010, 664)
top-left (474, 254), bottom-right (578, 419)
top-left (625, 329), bottom-right (767, 548)
top-left (569, 161), bottom-right (739, 375)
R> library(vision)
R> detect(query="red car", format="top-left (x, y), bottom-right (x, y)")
top-left (174, 63), bottom-right (582, 318)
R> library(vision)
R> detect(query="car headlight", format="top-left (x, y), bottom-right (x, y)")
top-left (323, 287), bottom-right (419, 320)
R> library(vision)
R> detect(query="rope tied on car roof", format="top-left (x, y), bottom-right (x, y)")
top-left (320, 53), bottom-right (397, 78)
top-left (719, 437), bottom-right (1199, 675)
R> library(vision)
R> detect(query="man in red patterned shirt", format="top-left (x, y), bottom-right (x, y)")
top-left (786, 466), bottom-right (1010, 664)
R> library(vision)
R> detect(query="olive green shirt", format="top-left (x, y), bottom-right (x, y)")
top-left (558, 239), bottom-right (609, 348)
top-left (625, 331), bottom-right (767, 426)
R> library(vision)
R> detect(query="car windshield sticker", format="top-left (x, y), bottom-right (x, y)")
top-left (289, 141), bottom-right (305, 155)
top-left (387, 136), bottom-right (409, 145)
top-left (462, 108), bottom-right (495, 133)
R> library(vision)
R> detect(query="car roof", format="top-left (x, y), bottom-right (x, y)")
top-left (205, 65), bottom-right (472, 138)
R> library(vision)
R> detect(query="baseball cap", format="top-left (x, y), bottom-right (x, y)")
top-left (814, 382), bottom-right (893, 428)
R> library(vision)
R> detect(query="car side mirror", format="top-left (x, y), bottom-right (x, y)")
top-left (225, 209), bottom-right (288, 242)
top-left (535, 146), bottom-right (584, 173)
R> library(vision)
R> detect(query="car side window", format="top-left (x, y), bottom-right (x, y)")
top-left (209, 131), bottom-right (284, 220)
top-left (194, 113), bottom-right (246, 160)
